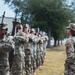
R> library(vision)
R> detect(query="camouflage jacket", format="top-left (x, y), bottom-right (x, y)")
top-left (24, 33), bottom-right (32, 50)
top-left (0, 39), bottom-right (12, 74)
top-left (14, 31), bottom-right (29, 55)
top-left (14, 31), bottom-right (29, 44)
top-left (65, 36), bottom-right (75, 64)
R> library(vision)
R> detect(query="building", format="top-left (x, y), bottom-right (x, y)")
top-left (0, 16), bottom-right (20, 33)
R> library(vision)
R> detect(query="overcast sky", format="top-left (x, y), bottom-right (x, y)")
top-left (0, 0), bottom-right (73, 17)
top-left (0, 0), bottom-right (15, 17)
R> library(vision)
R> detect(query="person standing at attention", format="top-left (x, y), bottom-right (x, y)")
top-left (64, 23), bottom-right (75, 75)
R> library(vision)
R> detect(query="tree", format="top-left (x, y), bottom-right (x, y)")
top-left (3, 0), bottom-right (74, 47)
top-left (26, 0), bottom-right (71, 47)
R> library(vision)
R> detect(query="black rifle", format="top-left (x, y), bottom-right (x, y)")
top-left (9, 11), bottom-right (17, 69)
top-left (0, 11), bottom-right (5, 28)
top-left (11, 14), bottom-right (17, 36)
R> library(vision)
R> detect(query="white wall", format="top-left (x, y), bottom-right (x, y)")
top-left (0, 17), bottom-right (20, 33)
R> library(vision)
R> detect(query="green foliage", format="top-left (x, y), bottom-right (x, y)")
top-left (3, 0), bottom-right (75, 46)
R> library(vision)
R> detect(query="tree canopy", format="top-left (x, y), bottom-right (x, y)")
top-left (3, 0), bottom-right (75, 47)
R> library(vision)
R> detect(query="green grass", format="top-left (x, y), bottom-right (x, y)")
top-left (33, 45), bottom-right (66, 75)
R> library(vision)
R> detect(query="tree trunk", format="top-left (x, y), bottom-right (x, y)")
top-left (58, 39), bottom-right (60, 46)
top-left (47, 27), bottom-right (51, 48)
top-left (54, 38), bottom-right (57, 47)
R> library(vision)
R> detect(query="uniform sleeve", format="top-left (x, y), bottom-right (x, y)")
top-left (65, 40), bottom-right (74, 63)
top-left (34, 36), bottom-right (38, 43)
top-left (30, 35), bottom-right (37, 43)
top-left (28, 34), bottom-right (35, 42)
top-left (45, 36), bottom-right (49, 41)
top-left (2, 43), bottom-right (12, 52)
top-left (15, 32), bottom-right (29, 43)
top-left (14, 36), bottom-right (25, 44)
top-left (38, 37), bottom-right (43, 44)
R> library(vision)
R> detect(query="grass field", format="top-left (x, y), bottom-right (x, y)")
top-left (33, 45), bottom-right (66, 75)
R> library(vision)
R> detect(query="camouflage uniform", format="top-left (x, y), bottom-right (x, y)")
top-left (36, 42), bottom-right (40, 67)
top-left (7, 35), bottom-right (14, 70)
top-left (0, 39), bottom-right (12, 75)
top-left (64, 36), bottom-right (75, 75)
top-left (30, 34), bottom-right (37, 72)
top-left (24, 33), bottom-right (32, 75)
top-left (36, 37), bottom-right (42, 67)
top-left (11, 31), bottom-right (28, 75)
top-left (39, 36), bottom-right (44, 65)
top-left (43, 38), bottom-right (46, 62)
top-left (43, 35), bottom-right (48, 63)
top-left (34, 37), bottom-right (38, 69)
top-left (64, 23), bottom-right (75, 75)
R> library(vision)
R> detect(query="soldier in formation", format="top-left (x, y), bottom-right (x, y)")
top-left (0, 20), bottom-right (48, 75)
top-left (0, 23), bottom-right (13, 75)
top-left (65, 23), bottom-right (75, 75)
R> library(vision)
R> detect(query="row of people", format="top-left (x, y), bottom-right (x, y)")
top-left (0, 22), bottom-right (48, 75)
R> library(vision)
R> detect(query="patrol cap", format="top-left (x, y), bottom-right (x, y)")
top-left (13, 19), bottom-right (21, 24)
top-left (31, 28), bottom-right (35, 32)
top-left (42, 31), bottom-right (46, 35)
top-left (66, 23), bottom-right (75, 31)
top-left (3, 26), bottom-right (8, 29)
top-left (0, 23), bottom-right (8, 29)
top-left (16, 19), bottom-right (21, 23)
top-left (24, 24), bottom-right (30, 28)
top-left (39, 31), bottom-right (43, 34)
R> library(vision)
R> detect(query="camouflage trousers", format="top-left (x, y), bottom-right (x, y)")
top-left (40, 51), bottom-right (43, 65)
top-left (43, 43), bottom-right (46, 61)
top-left (64, 62), bottom-right (75, 75)
top-left (0, 71), bottom-right (10, 75)
top-left (36, 50), bottom-right (41, 67)
top-left (39, 44), bottom-right (44, 65)
top-left (64, 69), bottom-right (75, 75)
top-left (11, 54), bottom-right (23, 75)
top-left (31, 54), bottom-right (37, 73)
top-left (9, 49), bottom-right (14, 69)
top-left (21, 50), bottom-right (25, 70)
top-left (25, 49), bottom-right (32, 75)
top-left (0, 66), bottom-right (10, 75)
top-left (32, 45), bottom-right (37, 72)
